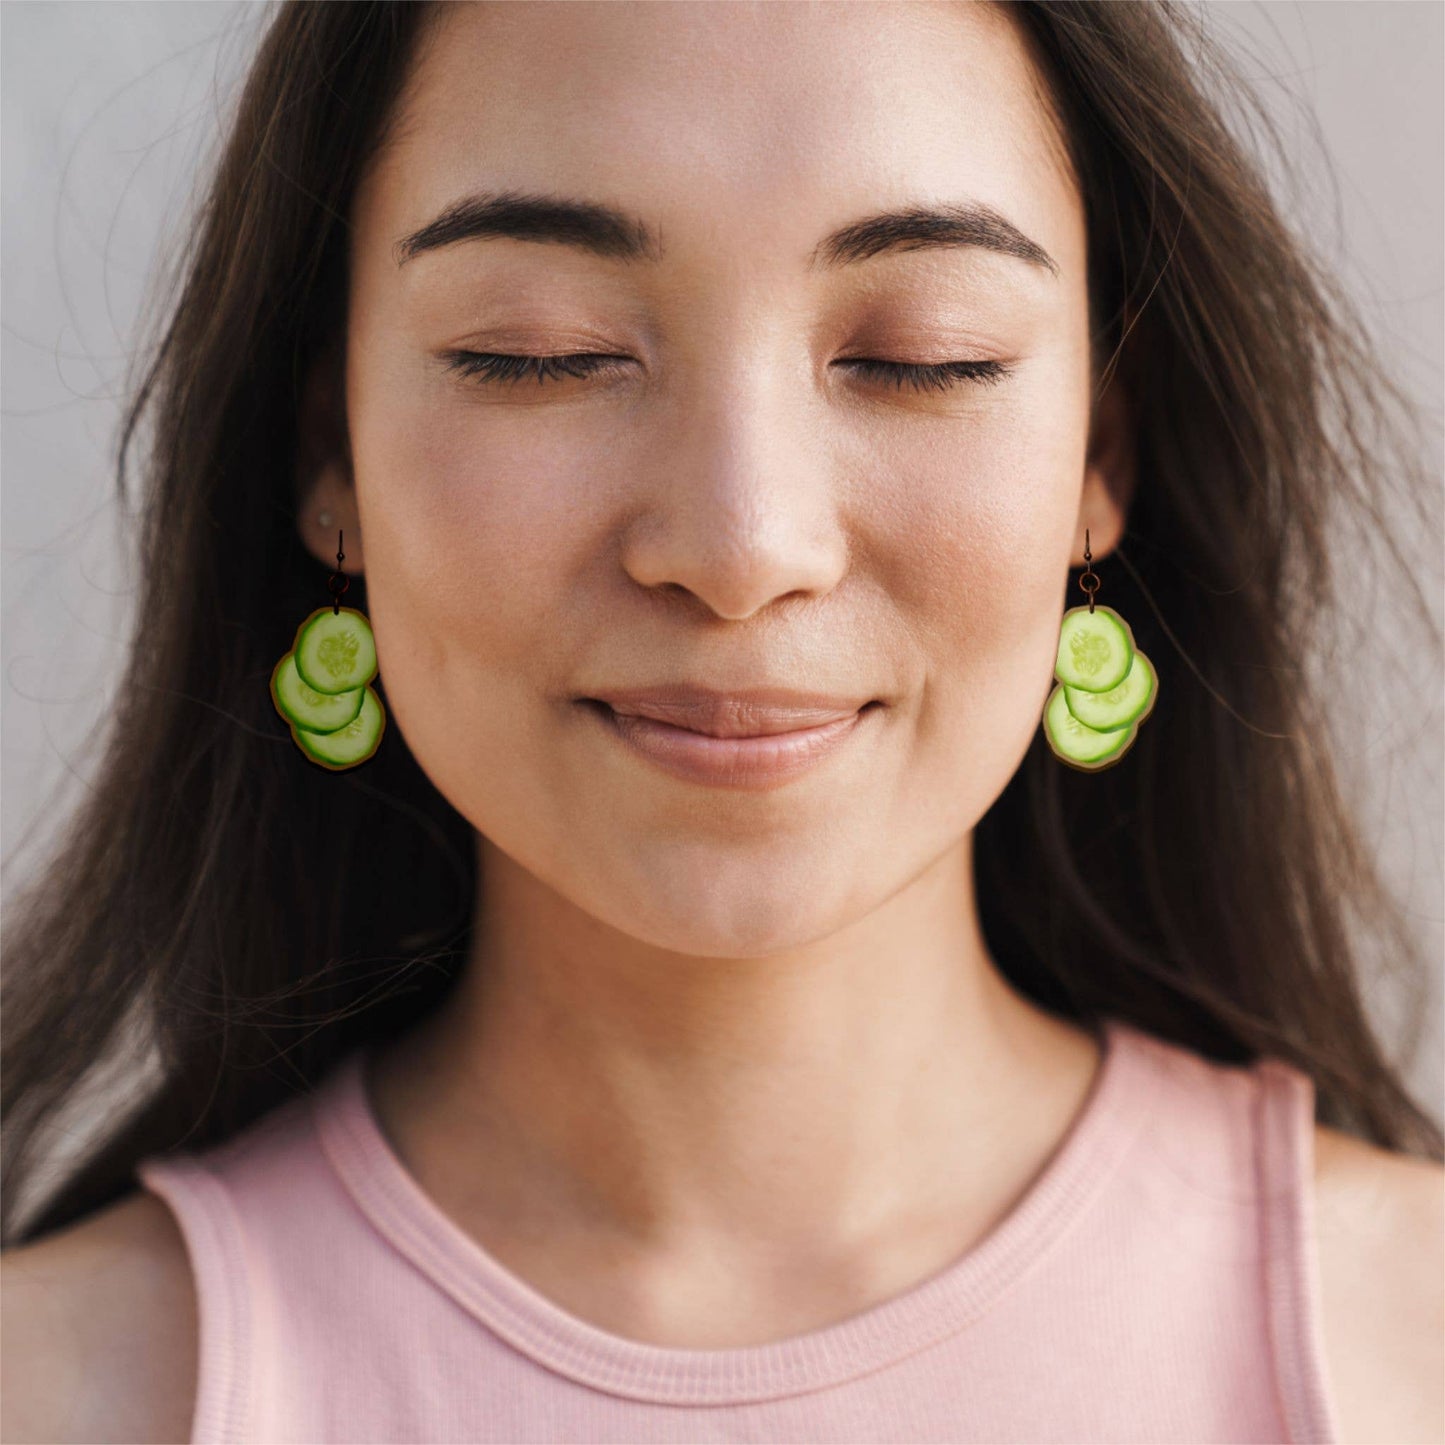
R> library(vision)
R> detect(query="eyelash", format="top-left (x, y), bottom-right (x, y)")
top-left (441, 350), bottom-right (1012, 394)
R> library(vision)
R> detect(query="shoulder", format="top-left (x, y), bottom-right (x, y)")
top-left (1312, 1121), bottom-right (1443, 1445)
top-left (1, 1188), bottom-right (197, 1445)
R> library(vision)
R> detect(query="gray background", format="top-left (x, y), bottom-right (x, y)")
top-left (4, 2), bottom-right (1441, 1122)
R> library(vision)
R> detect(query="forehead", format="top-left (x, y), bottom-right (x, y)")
top-left (354, 0), bottom-right (1082, 287)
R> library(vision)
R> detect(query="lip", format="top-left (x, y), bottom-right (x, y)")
top-left (580, 699), bottom-right (879, 790)
top-left (582, 686), bottom-right (874, 738)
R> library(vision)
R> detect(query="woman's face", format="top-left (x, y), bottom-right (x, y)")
top-left (315, 0), bottom-right (1131, 955)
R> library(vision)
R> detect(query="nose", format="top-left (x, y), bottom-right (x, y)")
top-left (615, 381), bottom-right (850, 620)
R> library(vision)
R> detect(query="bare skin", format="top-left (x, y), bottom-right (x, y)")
top-left (360, 957), bottom-right (1104, 1348)
top-left (3, 4), bottom-right (1441, 1442)
top-left (296, 0), bottom-right (1131, 1312)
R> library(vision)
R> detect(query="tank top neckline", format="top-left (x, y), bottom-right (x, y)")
top-left (310, 1013), bottom-right (1151, 1404)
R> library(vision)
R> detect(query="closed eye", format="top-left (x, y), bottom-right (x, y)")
top-left (441, 351), bottom-right (1013, 393)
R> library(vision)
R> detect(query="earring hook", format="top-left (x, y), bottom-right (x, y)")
top-left (326, 528), bottom-right (350, 616)
top-left (1079, 526), bottom-right (1099, 613)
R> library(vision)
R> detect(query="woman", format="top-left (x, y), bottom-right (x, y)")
top-left (3, 2), bottom-right (1440, 1442)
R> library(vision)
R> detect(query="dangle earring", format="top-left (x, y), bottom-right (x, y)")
top-left (269, 525), bottom-right (387, 770)
top-left (1041, 528), bottom-right (1157, 771)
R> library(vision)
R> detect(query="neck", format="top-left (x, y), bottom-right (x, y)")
top-left (365, 834), bottom-right (1103, 1275)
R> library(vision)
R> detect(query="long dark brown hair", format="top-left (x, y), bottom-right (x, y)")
top-left (5, 0), bottom-right (1440, 1247)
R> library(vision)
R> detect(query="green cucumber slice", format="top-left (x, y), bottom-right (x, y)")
top-left (1043, 683), bottom-right (1136, 771)
top-left (271, 650), bottom-right (365, 734)
top-left (293, 606), bottom-right (377, 695)
top-left (291, 685), bottom-right (386, 770)
top-left (1064, 648), bottom-right (1158, 731)
top-left (1055, 604), bottom-right (1134, 693)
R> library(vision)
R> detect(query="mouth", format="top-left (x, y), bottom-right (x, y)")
top-left (578, 698), bottom-right (882, 738)
top-left (576, 698), bottom-right (883, 789)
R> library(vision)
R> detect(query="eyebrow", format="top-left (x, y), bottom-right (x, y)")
top-left (392, 189), bottom-right (1059, 277)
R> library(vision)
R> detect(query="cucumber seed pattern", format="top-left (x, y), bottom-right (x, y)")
top-left (1069, 629), bottom-right (1112, 680)
top-left (318, 629), bottom-right (360, 683)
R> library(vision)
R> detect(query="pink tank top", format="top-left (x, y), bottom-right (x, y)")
top-left (134, 1015), bottom-right (1342, 1443)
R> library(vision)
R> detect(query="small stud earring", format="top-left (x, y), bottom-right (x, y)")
top-left (317, 510), bottom-right (333, 528)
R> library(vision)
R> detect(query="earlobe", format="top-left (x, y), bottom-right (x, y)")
top-left (1076, 372), bottom-right (1138, 567)
top-left (294, 344), bottom-right (362, 572)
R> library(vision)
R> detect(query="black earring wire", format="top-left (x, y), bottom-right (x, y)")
top-left (1078, 527), bottom-right (1099, 614)
top-left (327, 529), bottom-right (350, 616)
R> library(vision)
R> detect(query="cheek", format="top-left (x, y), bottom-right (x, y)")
top-left (890, 369), bottom-right (1085, 640)
top-left (348, 386), bottom-right (593, 801)
top-left (884, 371), bottom-right (1086, 771)
top-left (356, 358), bottom-right (592, 651)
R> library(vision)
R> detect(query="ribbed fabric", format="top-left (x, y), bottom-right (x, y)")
top-left (134, 1015), bottom-right (1342, 1443)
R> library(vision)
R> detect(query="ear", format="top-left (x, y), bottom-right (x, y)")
top-left (295, 341), bottom-right (364, 573)
top-left (1074, 360), bottom-right (1139, 569)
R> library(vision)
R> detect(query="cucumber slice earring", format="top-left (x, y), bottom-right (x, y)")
top-left (269, 525), bottom-right (387, 770)
top-left (1041, 529), bottom-right (1158, 771)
